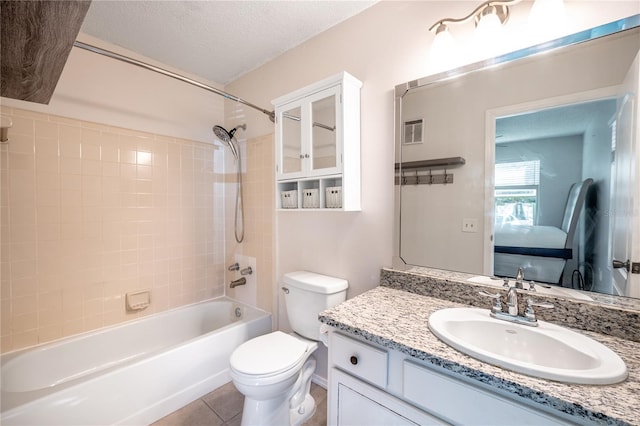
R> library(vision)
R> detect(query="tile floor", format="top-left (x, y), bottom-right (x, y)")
top-left (151, 381), bottom-right (327, 426)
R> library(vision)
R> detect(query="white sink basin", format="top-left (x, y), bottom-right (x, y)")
top-left (428, 308), bottom-right (628, 385)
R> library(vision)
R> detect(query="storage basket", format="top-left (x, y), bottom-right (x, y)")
top-left (302, 189), bottom-right (320, 208)
top-left (280, 190), bottom-right (298, 209)
top-left (325, 186), bottom-right (342, 208)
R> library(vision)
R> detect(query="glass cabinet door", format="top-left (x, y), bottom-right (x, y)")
top-left (281, 105), bottom-right (302, 175)
top-left (276, 85), bottom-right (342, 179)
top-left (311, 93), bottom-right (337, 172)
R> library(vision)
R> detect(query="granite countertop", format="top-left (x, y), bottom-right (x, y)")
top-left (319, 286), bottom-right (640, 426)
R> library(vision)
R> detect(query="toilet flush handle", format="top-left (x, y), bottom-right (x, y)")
top-left (281, 287), bottom-right (289, 294)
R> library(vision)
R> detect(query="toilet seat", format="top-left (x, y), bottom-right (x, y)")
top-left (230, 331), bottom-right (313, 379)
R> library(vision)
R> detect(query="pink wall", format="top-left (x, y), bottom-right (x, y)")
top-left (0, 107), bottom-right (226, 353)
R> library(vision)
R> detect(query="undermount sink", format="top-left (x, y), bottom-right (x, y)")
top-left (428, 308), bottom-right (628, 385)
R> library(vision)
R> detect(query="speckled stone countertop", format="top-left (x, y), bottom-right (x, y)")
top-left (320, 286), bottom-right (640, 425)
top-left (382, 267), bottom-right (640, 343)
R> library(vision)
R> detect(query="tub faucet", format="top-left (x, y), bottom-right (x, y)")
top-left (230, 277), bottom-right (246, 288)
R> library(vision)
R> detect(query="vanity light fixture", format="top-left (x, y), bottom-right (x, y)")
top-left (428, 0), bottom-right (514, 41)
top-left (428, 0), bottom-right (565, 63)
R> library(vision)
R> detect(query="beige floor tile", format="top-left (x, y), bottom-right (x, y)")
top-left (225, 412), bottom-right (243, 426)
top-left (151, 381), bottom-right (327, 426)
top-left (304, 383), bottom-right (328, 426)
top-left (202, 381), bottom-right (245, 422)
top-left (152, 399), bottom-right (223, 426)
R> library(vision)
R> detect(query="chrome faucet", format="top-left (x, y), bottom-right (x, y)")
top-left (506, 285), bottom-right (519, 315)
top-left (479, 276), bottom-right (554, 327)
top-left (514, 267), bottom-right (525, 289)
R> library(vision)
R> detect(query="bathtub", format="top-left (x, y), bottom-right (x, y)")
top-left (1, 297), bottom-right (272, 425)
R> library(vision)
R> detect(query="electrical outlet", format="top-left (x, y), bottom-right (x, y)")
top-left (462, 218), bottom-right (478, 233)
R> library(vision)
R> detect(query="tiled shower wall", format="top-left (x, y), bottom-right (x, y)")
top-left (0, 107), bottom-right (226, 353)
top-left (225, 134), bottom-right (275, 315)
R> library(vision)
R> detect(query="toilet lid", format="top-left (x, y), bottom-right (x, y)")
top-left (230, 331), bottom-right (310, 376)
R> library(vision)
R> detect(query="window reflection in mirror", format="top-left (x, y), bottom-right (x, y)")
top-left (493, 99), bottom-right (616, 292)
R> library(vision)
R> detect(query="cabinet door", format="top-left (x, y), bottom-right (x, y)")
top-left (330, 368), bottom-right (446, 426)
top-left (308, 86), bottom-right (341, 176)
top-left (278, 103), bottom-right (304, 178)
top-left (337, 384), bottom-right (418, 426)
top-left (276, 86), bottom-right (342, 180)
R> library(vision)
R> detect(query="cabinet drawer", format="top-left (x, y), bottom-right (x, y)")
top-left (330, 332), bottom-right (388, 388)
top-left (403, 361), bottom-right (571, 425)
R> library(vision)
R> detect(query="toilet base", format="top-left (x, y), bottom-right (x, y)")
top-left (290, 393), bottom-right (316, 426)
top-left (239, 357), bottom-right (317, 426)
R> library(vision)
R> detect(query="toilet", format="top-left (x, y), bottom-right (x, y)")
top-left (229, 271), bottom-right (348, 426)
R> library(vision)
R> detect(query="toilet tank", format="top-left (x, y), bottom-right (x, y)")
top-left (282, 271), bottom-right (348, 341)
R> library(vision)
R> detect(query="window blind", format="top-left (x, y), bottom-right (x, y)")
top-left (495, 160), bottom-right (540, 186)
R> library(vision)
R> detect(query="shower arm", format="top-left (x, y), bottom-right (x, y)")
top-left (73, 41), bottom-right (275, 122)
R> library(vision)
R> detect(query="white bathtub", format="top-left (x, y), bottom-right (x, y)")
top-left (1, 297), bottom-right (272, 425)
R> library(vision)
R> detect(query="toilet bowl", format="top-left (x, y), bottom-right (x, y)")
top-left (229, 271), bottom-right (348, 426)
top-left (230, 331), bottom-right (318, 425)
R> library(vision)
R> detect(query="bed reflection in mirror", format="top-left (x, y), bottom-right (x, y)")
top-left (493, 99), bottom-right (615, 292)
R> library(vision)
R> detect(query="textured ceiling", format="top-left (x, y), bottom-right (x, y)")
top-left (80, 1), bottom-right (377, 85)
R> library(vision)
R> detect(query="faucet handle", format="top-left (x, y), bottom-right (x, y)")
top-left (479, 291), bottom-right (503, 314)
top-left (524, 298), bottom-right (554, 322)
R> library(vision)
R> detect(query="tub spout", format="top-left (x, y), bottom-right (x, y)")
top-left (230, 277), bottom-right (246, 288)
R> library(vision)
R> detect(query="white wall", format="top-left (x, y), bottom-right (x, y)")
top-left (582, 104), bottom-right (617, 292)
top-left (398, 15), bottom-right (639, 275)
top-left (225, 1), bottom-right (638, 379)
top-left (227, 0), bottom-right (638, 294)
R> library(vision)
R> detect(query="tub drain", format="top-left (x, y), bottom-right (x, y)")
top-left (234, 307), bottom-right (242, 318)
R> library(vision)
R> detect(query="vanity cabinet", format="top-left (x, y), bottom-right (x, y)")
top-left (328, 330), bottom-right (579, 426)
top-left (272, 72), bottom-right (362, 211)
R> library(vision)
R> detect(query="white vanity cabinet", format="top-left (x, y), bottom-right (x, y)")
top-left (272, 72), bottom-right (362, 211)
top-left (328, 330), bottom-right (579, 426)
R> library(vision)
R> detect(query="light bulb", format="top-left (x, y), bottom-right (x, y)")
top-left (529, 0), bottom-right (565, 31)
top-left (474, 8), bottom-right (504, 59)
top-left (430, 25), bottom-right (457, 71)
top-left (476, 10), bottom-right (503, 40)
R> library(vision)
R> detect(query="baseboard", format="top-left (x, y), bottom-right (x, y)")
top-left (311, 373), bottom-right (327, 389)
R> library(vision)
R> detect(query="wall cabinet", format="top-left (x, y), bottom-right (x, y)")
top-left (328, 330), bottom-right (581, 426)
top-left (272, 72), bottom-right (362, 211)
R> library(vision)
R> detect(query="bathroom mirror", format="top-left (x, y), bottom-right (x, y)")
top-left (394, 16), bottom-right (640, 298)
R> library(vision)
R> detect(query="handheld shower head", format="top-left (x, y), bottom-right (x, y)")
top-left (213, 124), bottom-right (247, 244)
top-left (213, 124), bottom-right (246, 160)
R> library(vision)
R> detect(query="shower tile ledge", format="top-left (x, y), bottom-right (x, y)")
top-left (320, 286), bottom-right (640, 426)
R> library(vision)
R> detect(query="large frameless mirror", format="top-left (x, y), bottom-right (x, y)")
top-left (394, 16), bottom-right (640, 299)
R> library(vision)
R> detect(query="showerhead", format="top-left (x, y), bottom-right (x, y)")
top-left (213, 124), bottom-right (246, 160)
